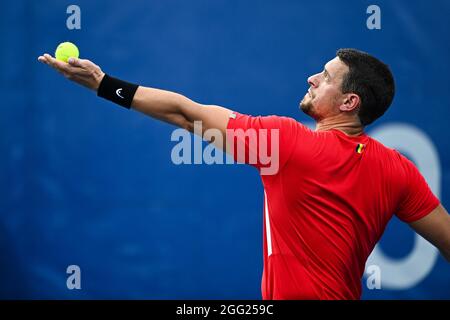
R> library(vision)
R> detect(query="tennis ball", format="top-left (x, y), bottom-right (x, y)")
top-left (55, 42), bottom-right (79, 63)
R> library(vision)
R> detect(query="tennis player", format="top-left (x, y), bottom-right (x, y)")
top-left (38, 48), bottom-right (450, 299)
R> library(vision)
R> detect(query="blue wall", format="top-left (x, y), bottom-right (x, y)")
top-left (1, 0), bottom-right (449, 299)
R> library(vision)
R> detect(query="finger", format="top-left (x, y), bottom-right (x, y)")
top-left (38, 54), bottom-right (53, 64)
top-left (37, 56), bottom-right (46, 63)
top-left (44, 54), bottom-right (72, 73)
top-left (68, 57), bottom-right (82, 67)
top-left (43, 53), bottom-right (53, 61)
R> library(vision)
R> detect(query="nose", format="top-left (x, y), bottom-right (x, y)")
top-left (308, 73), bottom-right (319, 88)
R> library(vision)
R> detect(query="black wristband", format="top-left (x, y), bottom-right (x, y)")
top-left (97, 74), bottom-right (139, 109)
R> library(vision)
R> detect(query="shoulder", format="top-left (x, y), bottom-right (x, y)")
top-left (228, 112), bottom-right (311, 133)
top-left (365, 135), bottom-right (418, 177)
top-left (366, 135), bottom-right (402, 158)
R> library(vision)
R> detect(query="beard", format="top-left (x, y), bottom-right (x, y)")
top-left (299, 97), bottom-right (314, 116)
top-left (299, 95), bottom-right (322, 121)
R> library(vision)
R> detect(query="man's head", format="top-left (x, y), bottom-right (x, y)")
top-left (300, 48), bottom-right (395, 126)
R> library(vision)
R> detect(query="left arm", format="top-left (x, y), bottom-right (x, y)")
top-left (409, 204), bottom-right (450, 262)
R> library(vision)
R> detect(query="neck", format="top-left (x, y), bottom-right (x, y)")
top-left (315, 114), bottom-right (364, 136)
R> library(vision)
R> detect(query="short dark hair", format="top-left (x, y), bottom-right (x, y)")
top-left (336, 48), bottom-right (395, 126)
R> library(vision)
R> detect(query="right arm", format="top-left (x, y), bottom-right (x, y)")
top-left (38, 54), bottom-right (233, 148)
top-left (131, 86), bottom-right (233, 139)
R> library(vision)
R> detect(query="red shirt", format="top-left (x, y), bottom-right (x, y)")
top-left (226, 113), bottom-right (440, 300)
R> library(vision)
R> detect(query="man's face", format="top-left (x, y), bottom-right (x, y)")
top-left (300, 57), bottom-right (349, 120)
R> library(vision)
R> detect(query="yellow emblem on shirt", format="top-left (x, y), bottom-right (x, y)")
top-left (356, 143), bottom-right (365, 154)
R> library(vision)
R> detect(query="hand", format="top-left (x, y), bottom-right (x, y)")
top-left (38, 54), bottom-right (105, 91)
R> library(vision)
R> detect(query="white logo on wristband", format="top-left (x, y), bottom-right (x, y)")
top-left (116, 88), bottom-right (124, 99)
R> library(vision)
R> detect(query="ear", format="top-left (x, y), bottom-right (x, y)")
top-left (339, 93), bottom-right (360, 112)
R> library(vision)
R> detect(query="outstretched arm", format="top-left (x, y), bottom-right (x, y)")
top-left (37, 54), bottom-right (233, 148)
top-left (409, 204), bottom-right (450, 262)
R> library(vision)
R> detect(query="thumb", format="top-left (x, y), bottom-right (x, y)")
top-left (68, 57), bottom-right (82, 66)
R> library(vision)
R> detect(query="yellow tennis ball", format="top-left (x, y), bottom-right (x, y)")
top-left (55, 42), bottom-right (79, 63)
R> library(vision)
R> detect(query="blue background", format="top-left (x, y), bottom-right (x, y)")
top-left (1, 0), bottom-right (449, 299)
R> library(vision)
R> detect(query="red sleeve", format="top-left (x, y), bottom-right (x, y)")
top-left (226, 112), bottom-right (307, 175)
top-left (395, 156), bottom-right (440, 223)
